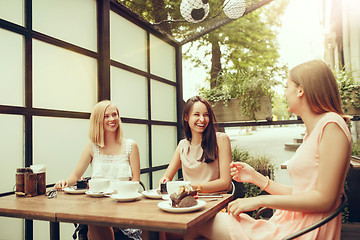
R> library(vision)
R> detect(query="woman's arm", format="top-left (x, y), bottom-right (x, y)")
top-left (159, 144), bottom-right (182, 185)
top-left (231, 162), bottom-right (293, 195)
top-left (55, 142), bottom-right (93, 189)
top-left (129, 141), bottom-right (141, 182)
top-left (228, 122), bottom-right (350, 216)
top-left (197, 133), bottom-right (232, 193)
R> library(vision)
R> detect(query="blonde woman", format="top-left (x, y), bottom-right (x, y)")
top-left (186, 60), bottom-right (351, 240)
top-left (55, 100), bottom-right (141, 240)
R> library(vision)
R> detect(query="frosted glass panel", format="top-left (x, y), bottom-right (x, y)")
top-left (140, 173), bottom-right (149, 190)
top-left (33, 116), bottom-right (91, 185)
top-left (151, 125), bottom-right (177, 166)
top-left (150, 34), bottom-right (176, 82)
top-left (111, 67), bottom-right (148, 119)
top-left (33, 0), bottom-right (97, 51)
top-left (0, 114), bottom-right (23, 193)
top-left (33, 220), bottom-right (74, 240)
top-left (110, 11), bottom-right (147, 71)
top-left (122, 123), bottom-right (149, 169)
top-left (0, 28), bottom-right (24, 106)
top-left (0, 217), bottom-right (22, 240)
top-left (33, 40), bottom-right (97, 112)
top-left (151, 80), bottom-right (177, 122)
top-left (0, 0), bottom-right (24, 26)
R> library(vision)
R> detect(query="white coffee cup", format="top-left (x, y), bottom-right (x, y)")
top-left (166, 181), bottom-right (191, 196)
top-left (88, 178), bottom-right (110, 193)
top-left (114, 181), bottom-right (139, 196)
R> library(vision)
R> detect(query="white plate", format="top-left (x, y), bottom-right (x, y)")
top-left (162, 195), bottom-right (170, 200)
top-left (111, 192), bottom-right (142, 202)
top-left (158, 200), bottom-right (206, 213)
top-left (142, 189), bottom-right (164, 199)
top-left (63, 187), bottom-right (87, 194)
top-left (85, 189), bottom-right (114, 198)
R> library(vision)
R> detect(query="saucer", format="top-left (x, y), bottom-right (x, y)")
top-left (64, 187), bottom-right (87, 194)
top-left (162, 195), bottom-right (170, 200)
top-left (141, 189), bottom-right (164, 199)
top-left (158, 200), bottom-right (206, 213)
top-left (111, 192), bottom-right (142, 202)
top-left (85, 189), bottom-right (114, 198)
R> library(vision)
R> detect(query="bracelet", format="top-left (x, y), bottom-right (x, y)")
top-left (260, 176), bottom-right (270, 191)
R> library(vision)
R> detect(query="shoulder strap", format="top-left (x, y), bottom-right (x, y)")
top-left (92, 143), bottom-right (100, 158)
top-left (125, 139), bottom-right (134, 156)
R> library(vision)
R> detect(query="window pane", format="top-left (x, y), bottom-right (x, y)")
top-left (122, 123), bottom-right (149, 169)
top-left (33, 0), bottom-right (97, 51)
top-left (0, 217), bottom-right (22, 240)
top-left (0, 0), bottom-right (24, 26)
top-left (0, 28), bottom-right (24, 106)
top-left (33, 116), bottom-right (91, 185)
top-left (33, 40), bottom-right (97, 112)
top-left (150, 34), bottom-right (176, 82)
top-left (110, 11), bottom-right (147, 71)
top-left (140, 173), bottom-right (150, 191)
top-left (151, 80), bottom-right (177, 122)
top-left (111, 67), bottom-right (148, 119)
top-left (33, 220), bottom-right (76, 240)
top-left (0, 114), bottom-right (23, 192)
top-left (151, 125), bottom-right (177, 166)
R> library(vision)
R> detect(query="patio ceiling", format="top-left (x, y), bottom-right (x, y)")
top-left (115, 0), bottom-right (275, 45)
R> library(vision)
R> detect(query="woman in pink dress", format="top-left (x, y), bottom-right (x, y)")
top-left (185, 60), bottom-right (352, 240)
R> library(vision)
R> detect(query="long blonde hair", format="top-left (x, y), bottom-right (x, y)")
top-left (89, 100), bottom-right (123, 147)
top-left (289, 60), bottom-right (344, 116)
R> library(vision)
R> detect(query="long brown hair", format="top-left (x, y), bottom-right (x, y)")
top-left (289, 60), bottom-right (344, 116)
top-left (182, 96), bottom-right (218, 163)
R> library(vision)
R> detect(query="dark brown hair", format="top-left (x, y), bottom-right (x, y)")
top-left (182, 96), bottom-right (218, 163)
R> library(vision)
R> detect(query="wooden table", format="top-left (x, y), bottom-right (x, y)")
top-left (0, 191), bottom-right (233, 239)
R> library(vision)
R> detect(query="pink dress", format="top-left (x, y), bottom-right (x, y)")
top-left (227, 112), bottom-right (351, 240)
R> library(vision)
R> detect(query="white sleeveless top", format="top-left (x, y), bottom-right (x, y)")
top-left (91, 139), bottom-right (134, 189)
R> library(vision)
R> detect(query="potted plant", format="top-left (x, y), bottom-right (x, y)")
top-left (335, 69), bottom-right (360, 115)
top-left (199, 69), bottom-right (275, 121)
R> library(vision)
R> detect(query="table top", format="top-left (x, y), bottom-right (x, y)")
top-left (0, 191), bottom-right (233, 233)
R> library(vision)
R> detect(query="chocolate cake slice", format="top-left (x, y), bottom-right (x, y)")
top-left (170, 189), bottom-right (198, 208)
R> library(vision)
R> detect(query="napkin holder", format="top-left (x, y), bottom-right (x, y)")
top-left (16, 165), bottom-right (46, 197)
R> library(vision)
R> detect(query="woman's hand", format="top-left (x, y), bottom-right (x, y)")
top-left (54, 180), bottom-right (68, 190)
top-left (158, 176), bottom-right (170, 189)
top-left (230, 162), bottom-right (257, 183)
top-left (227, 196), bottom-right (262, 217)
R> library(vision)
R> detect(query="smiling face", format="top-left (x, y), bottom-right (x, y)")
top-left (185, 101), bottom-right (209, 135)
top-left (103, 104), bottom-right (120, 133)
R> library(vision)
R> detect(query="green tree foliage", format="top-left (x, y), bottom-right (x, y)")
top-left (187, 0), bottom-right (289, 87)
top-left (117, 0), bottom-right (289, 93)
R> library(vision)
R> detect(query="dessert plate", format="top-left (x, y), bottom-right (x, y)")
top-left (142, 189), bottom-right (164, 199)
top-left (158, 200), bottom-right (206, 213)
top-left (63, 187), bottom-right (87, 194)
top-left (85, 189), bottom-right (114, 198)
top-left (111, 192), bottom-right (142, 202)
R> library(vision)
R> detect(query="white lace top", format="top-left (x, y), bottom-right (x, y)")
top-left (91, 139), bottom-right (134, 189)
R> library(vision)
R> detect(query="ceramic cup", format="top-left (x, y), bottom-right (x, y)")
top-left (88, 178), bottom-right (110, 193)
top-left (166, 181), bottom-right (191, 196)
top-left (114, 181), bottom-right (139, 196)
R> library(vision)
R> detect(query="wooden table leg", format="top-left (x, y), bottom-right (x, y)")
top-left (50, 221), bottom-right (60, 240)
